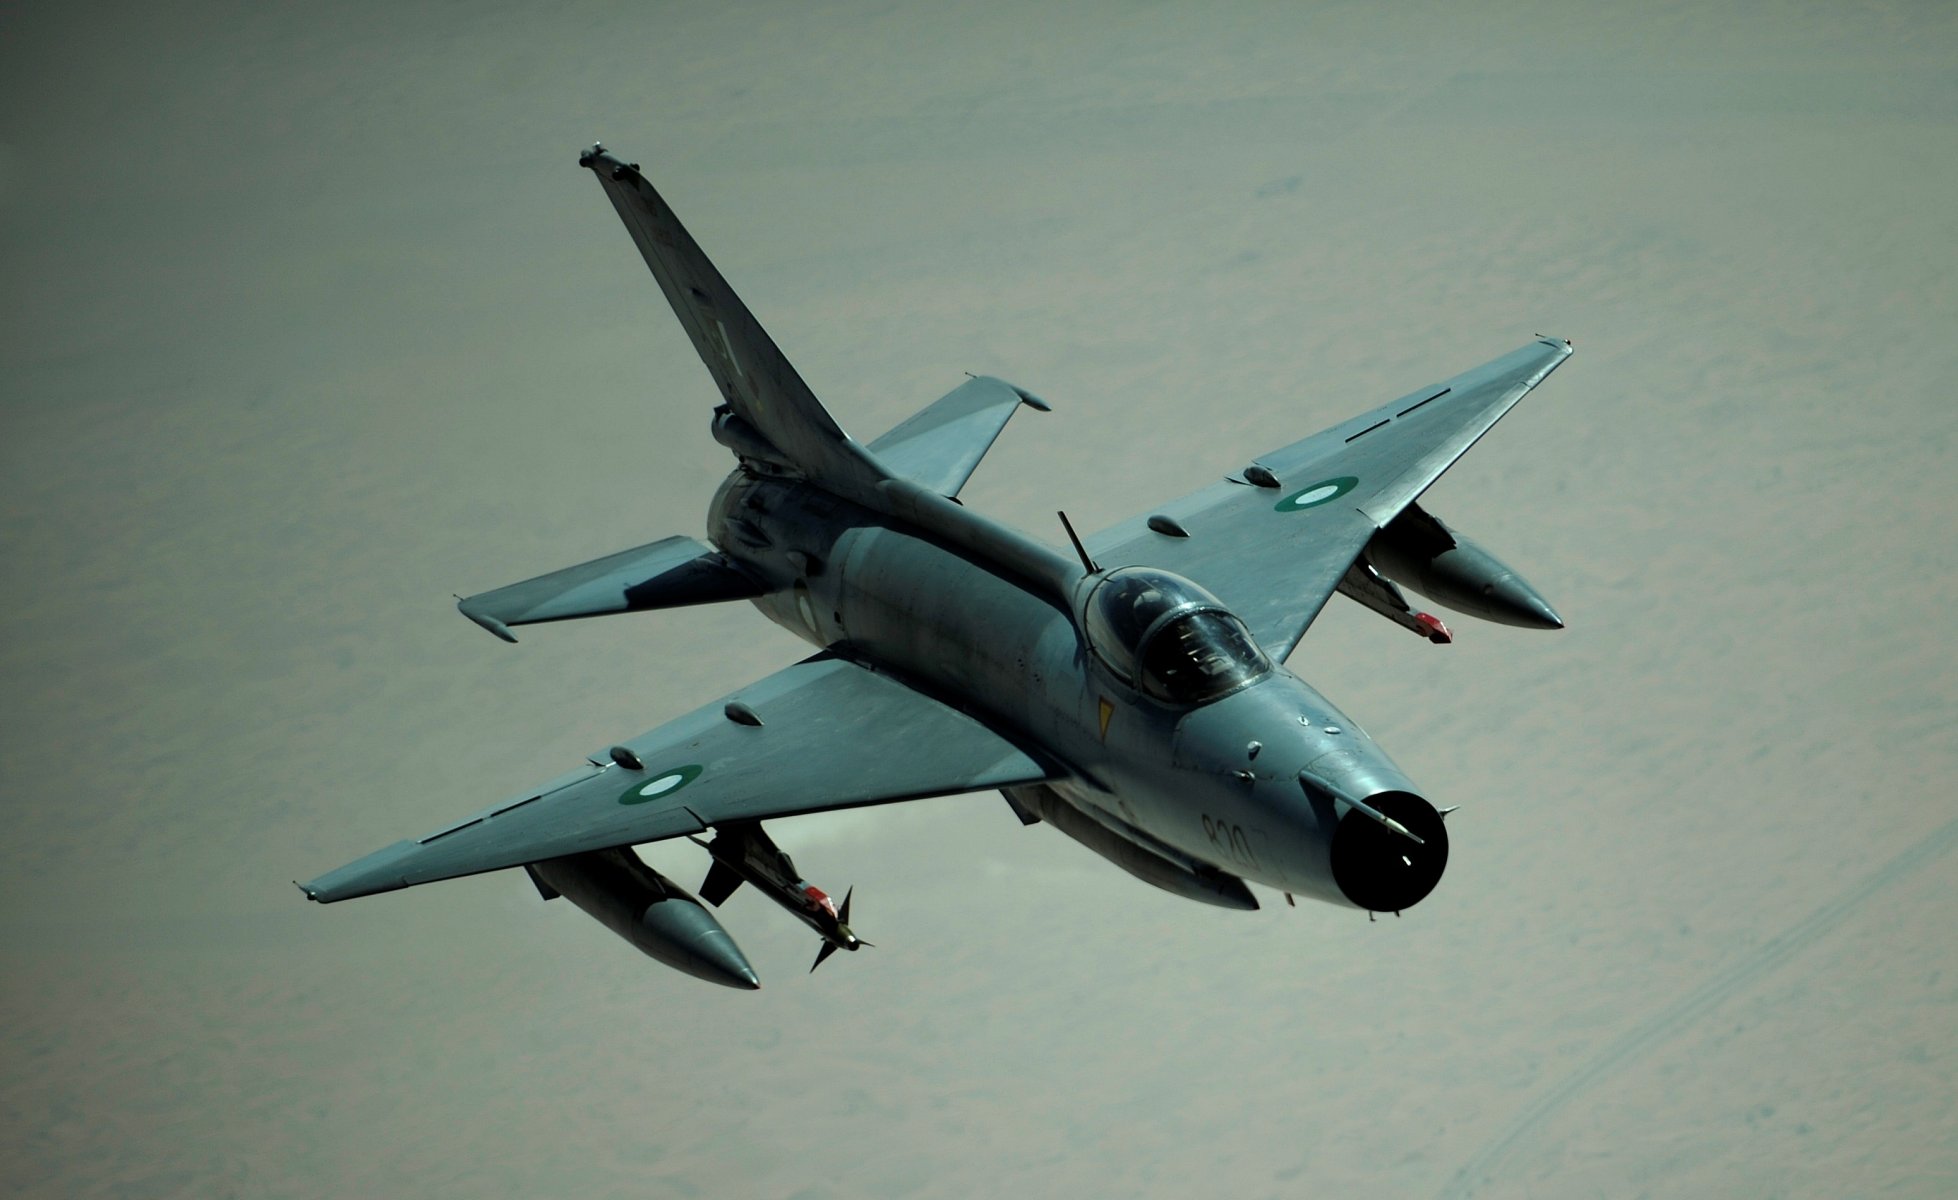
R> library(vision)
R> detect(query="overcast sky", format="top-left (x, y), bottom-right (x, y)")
top-left (3, 2), bottom-right (1955, 1197)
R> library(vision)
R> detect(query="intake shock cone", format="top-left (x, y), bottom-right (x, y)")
top-left (1329, 791), bottom-right (1449, 912)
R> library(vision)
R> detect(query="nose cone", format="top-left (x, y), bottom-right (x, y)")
top-left (639, 899), bottom-right (762, 989)
top-left (1486, 574), bottom-right (1564, 630)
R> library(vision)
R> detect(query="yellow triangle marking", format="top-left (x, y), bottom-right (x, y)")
top-left (1098, 697), bottom-right (1115, 741)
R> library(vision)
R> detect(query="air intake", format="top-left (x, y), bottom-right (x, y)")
top-left (1328, 790), bottom-right (1448, 912)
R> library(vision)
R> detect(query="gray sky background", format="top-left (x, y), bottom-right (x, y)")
top-left (3, 2), bottom-right (1955, 1197)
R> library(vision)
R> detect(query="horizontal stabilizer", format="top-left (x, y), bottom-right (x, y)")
top-left (868, 375), bottom-right (1048, 497)
top-left (457, 535), bottom-right (763, 642)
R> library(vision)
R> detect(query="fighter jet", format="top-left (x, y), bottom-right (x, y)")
top-left (299, 143), bottom-right (1572, 989)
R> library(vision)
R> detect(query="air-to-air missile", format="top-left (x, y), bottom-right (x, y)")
top-left (689, 823), bottom-right (867, 972)
top-left (525, 847), bottom-right (760, 989)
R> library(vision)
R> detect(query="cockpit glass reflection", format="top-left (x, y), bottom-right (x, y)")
top-left (1091, 573), bottom-right (1174, 649)
top-left (1084, 569), bottom-right (1203, 680)
top-left (1083, 568), bottom-right (1271, 703)
top-left (1137, 610), bottom-right (1271, 703)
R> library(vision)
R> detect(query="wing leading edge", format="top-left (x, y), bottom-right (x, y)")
top-left (301, 656), bottom-right (1054, 903)
top-left (1087, 338), bottom-right (1573, 658)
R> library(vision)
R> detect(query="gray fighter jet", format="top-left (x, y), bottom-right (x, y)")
top-left (300, 144), bottom-right (1572, 989)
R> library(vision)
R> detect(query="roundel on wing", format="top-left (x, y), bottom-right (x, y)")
top-left (618, 764), bottom-right (704, 805)
top-left (1274, 476), bottom-right (1358, 512)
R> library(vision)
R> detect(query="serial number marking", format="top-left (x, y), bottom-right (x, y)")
top-left (1202, 814), bottom-right (1260, 868)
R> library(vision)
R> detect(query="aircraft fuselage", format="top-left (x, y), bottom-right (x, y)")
top-left (710, 471), bottom-right (1448, 913)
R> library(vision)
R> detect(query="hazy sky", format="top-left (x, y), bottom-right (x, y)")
top-left (3, 2), bottom-right (1955, 1197)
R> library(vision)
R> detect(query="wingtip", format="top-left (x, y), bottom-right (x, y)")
top-left (457, 599), bottom-right (518, 643)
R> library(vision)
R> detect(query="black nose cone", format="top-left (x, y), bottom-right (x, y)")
top-left (1329, 791), bottom-right (1449, 912)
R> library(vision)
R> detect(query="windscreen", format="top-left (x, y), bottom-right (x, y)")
top-left (1137, 611), bottom-right (1271, 704)
top-left (1084, 570), bottom-right (1197, 680)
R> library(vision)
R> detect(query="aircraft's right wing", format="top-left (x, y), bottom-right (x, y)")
top-left (1086, 338), bottom-right (1572, 659)
top-left (300, 655), bottom-right (1054, 903)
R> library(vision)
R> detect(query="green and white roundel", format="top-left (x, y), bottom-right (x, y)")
top-left (618, 764), bottom-right (704, 805)
top-left (1275, 476), bottom-right (1358, 512)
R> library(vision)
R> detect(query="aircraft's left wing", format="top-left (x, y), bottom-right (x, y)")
top-left (1087, 338), bottom-right (1572, 659)
top-left (300, 656), bottom-right (1052, 903)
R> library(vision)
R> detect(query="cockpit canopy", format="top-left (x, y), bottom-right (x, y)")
top-left (1083, 568), bottom-right (1272, 704)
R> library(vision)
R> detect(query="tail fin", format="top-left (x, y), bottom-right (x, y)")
top-left (581, 145), bottom-right (882, 488)
top-left (580, 145), bottom-right (1080, 606)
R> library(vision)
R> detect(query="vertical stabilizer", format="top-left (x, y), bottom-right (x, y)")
top-left (580, 144), bottom-right (1080, 606)
top-left (580, 144), bottom-right (883, 488)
